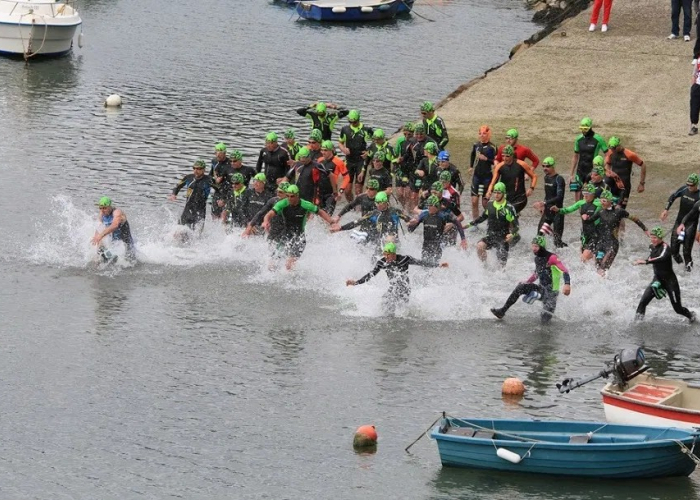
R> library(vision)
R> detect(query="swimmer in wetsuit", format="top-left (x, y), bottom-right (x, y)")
top-left (91, 196), bottom-right (136, 262)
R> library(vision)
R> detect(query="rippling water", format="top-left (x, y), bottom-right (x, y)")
top-left (2, 0), bottom-right (700, 498)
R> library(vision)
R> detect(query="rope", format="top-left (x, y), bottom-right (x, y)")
top-left (446, 415), bottom-right (543, 443)
top-left (18, 11), bottom-right (48, 61)
top-left (674, 438), bottom-right (700, 466)
top-left (491, 438), bottom-right (538, 461)
top-left (402, 1), bottom-right (435, 22)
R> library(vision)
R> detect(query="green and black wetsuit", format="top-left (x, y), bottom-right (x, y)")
top-left (636, 241), bottom-right (693, 320)
top-left (558, 198), bottom-right (602, 251)
top-left (668, 186), bottom-right (700, 266)
top-left (271, 198), bottom-right (319, 258)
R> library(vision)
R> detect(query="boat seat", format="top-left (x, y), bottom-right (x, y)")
top-left (473, 430), bottom-right (496, 439)
top-left (447, 427), bottom-right (476, 437)
top-left (569, 434), bottom-right (590, 444)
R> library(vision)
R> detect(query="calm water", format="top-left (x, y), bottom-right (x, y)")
top-left (2, 1), bottom-right (700, 498)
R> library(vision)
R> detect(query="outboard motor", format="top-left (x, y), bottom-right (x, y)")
top-left (556, 347), bottom-right (648, 394)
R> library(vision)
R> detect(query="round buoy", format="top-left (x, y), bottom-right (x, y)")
top-left (353, 425), bottom-right (378, 449)
top-left (502, 377), bottom-right (525, 396)
top-left (104, 94), bottom-right (122, 107)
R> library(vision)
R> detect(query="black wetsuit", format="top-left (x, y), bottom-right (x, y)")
top-left (416, 157), bottom-right (440, 192)
top-left (250, 196), bottom-right (285, 241)
top-left (539, 173), bottom-right (566, 247)
top-left (296, 107), bottom-right (348, 141)
top-left (230, 165), bottom-right (256, 187)
top-left (402, 137), bottom-right (437, 192)
top-left (366, 167), bottom-right (393, 193)
top-left (590, 207), bottom-right (647, 270)
top-left (210, 158), bottom-right (233, 218)
top-left (441, 164), bottom-right (465, 194)
top-left (172, 174), bottom-right (216, 229)
top-left (340, 208), bottom-right (410, 248)
top-left (224, 188), bottom-right (251, 228)
top-left (636, 242), bottom-right (694, 320)
top-left (285, 160), bottom-right (323, 204)
top-left (100, 211), bottom-right (136, 261)
top-left (558, 199), bottom-right (601, 251)
top-left (247, 189), bottom-right (274, 226)
top-left (362, 142), bottom-right (394, 172)
top-left (469, 198), bottom-right (519, 265)
top-left (271, 198), bottom-right (319, 258)
top-left (495, 160), bottom-right (529, 213)
top-left (668, 186), bottom-right (700, 267)
top-left (470, 142), bottom-right (496, 197)
top-left (336, 193), bottom-right (377, 219)
top-left (339, 123), bottom-right (373, 183)
top-left (256, 146), bottom-right (291, 194)
top-left (409, 209), bottom-right (465, 264)
top-left (355, 254), bottom-right (438, 309)
top-left (423, 115), bottom-right (449, 149)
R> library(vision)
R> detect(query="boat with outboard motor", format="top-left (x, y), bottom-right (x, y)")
top-left (0, 0), bottom-right (82, 58)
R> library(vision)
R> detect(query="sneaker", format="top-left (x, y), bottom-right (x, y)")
top-left (690, 126), bottom-right (698, 136)
top-left (490, 307), bottom-right (505, 319)
top-left (668, 33), bottom-right (679, 39)
top-left (686, 261), bottom-right (694, 272)
top-left (635, 313), bottom-right (644, 321)
top-left (601, 24), bottom-right (608, 32)
top-left (690, 312), bottom-right (697, 324)
top-left (685, 35), bottom-right (691, 41)
top-left (589, 23), bottom-right (596, 32)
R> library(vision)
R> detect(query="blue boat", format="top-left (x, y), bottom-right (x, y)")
top-left (396, 0), bottom-right (414, 14)
top-left (431, 417), bottom-right (699, 478)
top-left (296, 0), bottom-right (401, 22)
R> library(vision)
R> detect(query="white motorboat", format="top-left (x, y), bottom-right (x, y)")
top-left (0, 0), bottom-right (82, 58)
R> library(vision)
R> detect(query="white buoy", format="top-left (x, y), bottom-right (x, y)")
top-left (332, 6), bottom-right (346, 12)
top-left (496, 448), bottom-right (523, 464)
top-left (78, 32), bottom-right (84, 48)
top-left (361, 6), bottom-right (373, 12)
top-left (104, 94), bottom-right (122, 107)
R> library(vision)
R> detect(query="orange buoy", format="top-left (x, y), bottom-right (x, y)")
top-left (502, 377), bottom-right (525, 396)
top-left (353, 425), bottom-right (378, 448)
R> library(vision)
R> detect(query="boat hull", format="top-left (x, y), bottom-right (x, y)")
top-left (432, 418), bottom-right (698, 479)
top-left (396, 0), bottom-right (413, 13)
top-left (296, 0), bottom-right (400, 21)
top-left (602, 375), bottom-right (700, 429)
top-left (0, 21), bottom-right (79, 56)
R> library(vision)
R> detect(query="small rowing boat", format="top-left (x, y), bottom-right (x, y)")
top-left (296, 0), bottom-right (401, 22)
top-left (432, 417), bottom-right (699, 478)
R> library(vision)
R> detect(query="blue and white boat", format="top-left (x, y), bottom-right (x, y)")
top-left (432, 417), bottom-right (699, 479)
top-left (396, 0), bottom-right (414, 14)
top-left (296, 0), bottom-right (401, 22)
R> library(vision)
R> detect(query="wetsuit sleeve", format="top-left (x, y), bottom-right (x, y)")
top-left (300, 200), bottom-right (319, 213)
top-left (596, 134), bottom-right (608, 153)
top-left (172, 176), bottom-right (188, 195)
top-left (454, 168), bottom-right (465, 193)
top-left (337, 196), bottom-right (360, 217)
top-left (336, 108), bottom-right (349, 119)
top-left (398, 210), bottom-right (413, 223)
top-left (469, 144), bottom-right (477, 168)
top-left (558, 199), bottom-right (585, 215)
top-left (646, 243), bottom-right (671, 264)
top-left (408, 211), bottom-right (428, 232)
top-left (437, 118), bottom-right (449, 149)
top-left (573, 134), bottom-right (583, 153)
top-left (665, 186), bottom-right (686, 210)
top-left (272, 198), bottom-right (290, 213)
top-left (548, 254), bottom-right (571, 285)
top-left (450, 214), bottom-right (466, 240)
top-left (256, 150), bottom-right (264, 173)
top-left (625, 149), bottom-right (643, 165)
top-left (355, 262), bottom-right (383, 285)
top-left (545, 176), bottom-right (565, 206)
top-left (470, 210), bottom-right (489, 227)
top-left (523, 146), bottom-right (539, 168)
top-left (518, 160), bottom-right (537, 189)
top-left (340, 212), bottom-right (374, 231)
top-left (285, 166), bottom-right (297, 183)
top-left (509, 206), bottom-right (520, 236)
top-left (681, 200), bottom-right (700, 226)
top-left (624, 211), bottom-right (647, 232)
top-left (296, 107), bottom-right (311, 117)
top-left (250, 199), bottom-right (276, 226)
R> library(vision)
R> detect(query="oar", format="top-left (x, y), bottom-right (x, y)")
top-left (405, 413), bottom-right (444, 453)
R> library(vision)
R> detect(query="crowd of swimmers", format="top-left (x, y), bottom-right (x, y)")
top-left (90, 101), bottom-right (699, 322)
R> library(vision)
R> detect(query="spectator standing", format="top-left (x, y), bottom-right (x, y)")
top-left (669, 0), bottom-right (693, 41)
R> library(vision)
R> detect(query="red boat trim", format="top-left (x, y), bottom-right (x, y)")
top-left (602, 392), bottom-right (700, 424)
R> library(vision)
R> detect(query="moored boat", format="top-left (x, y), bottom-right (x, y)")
top-left (432, 417), bottom-right (699, 478)
top-left (295, 0), bottom-right (401, 22)
top-left (0, 0), bottom-right (82, 58)
top-left (396, 0), bottom-right (414, 14)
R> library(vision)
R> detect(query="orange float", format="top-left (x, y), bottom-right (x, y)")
top-left (353, 425), bottom-right (378, 448)
top-left (502, 377), bottom-right (525, 396)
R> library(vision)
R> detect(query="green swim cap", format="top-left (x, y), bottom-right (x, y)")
top-left (372, 129), bottom-right (385, 140)
top-left (296, 147), bottom-right (311, 159)
top-left (321, 140), bottom-right (334, 150)
top-left (97, 196), bottom-right (112, 207)
top-left (375, 192), bottom-right (389, 203)
top-left (310, 129), bottom-right (323, 142)
top-left (608, 136), bottom-right (620, 148)
top-left (373, 151), bottom-right (386, 162)
top-left (284, 129), bottom-right (295, 139)
top-left (532, 235), bottom-right (546, 248)
top-left (278, 181), bottom-right (290, 192)
top-left (427, 195), bottom-right (441, 207)
top-left (383, 242), bottom-right (397, 254)
top-left (316, 102), bottom-right (327, 113)
top-left (506, 128), bottom-right (518, 139)
top-left (431, 181), bottom-right (443, 191)
top-left (493, 182), bottom-right (507, 194)
top-left (600, 190), bottom-right (614, 201)
top-left (215, 142), bottom-right (226, 152)
top-left (229, 150), bottom-right (243, 161)
top-left (403, 122), bottom-right (415, 132)
top-left (414, 123), bottom-right (425, 133)
top-left (253, 173), bottom-right (266, 182)
top-left (593, 165), bottom-right (605, 176)
top-left (286, 184), bottom-right (300, 195)
top-left (420, 101), bottom-right (434, 112)
top-left (424, 142), bottom-right (438, 154)
top-left (231, 172), bottom-right (245, 184)
top-left (439, 170), bottom-right (452, 182)
top-left (542, 156), bottom-right (555, 167)
top-left (650, 226), bottom-right (665, 239)
top-left (367, 179), bottom-right (380, 190)
top-left (503, 145), bottom-right (515, 156)
top-left (348, 109), bottom-right (360, 121)
top-left (266, 132), bottom-right (278, 142)
top-left (688, 173), bottom-right (700, 186)
top-left (584, 183), bottom-right (597, 194)
top-left (194, 160), bottom-right (206, 168)
top-left (580, 117), bottom-right (593, 128)
top-left (592, 155), bottom-right (605, 167)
